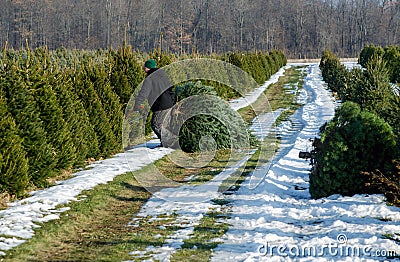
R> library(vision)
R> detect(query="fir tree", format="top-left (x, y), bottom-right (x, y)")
top-left (74, 65), bottom-right (118, 157)
top-left (88, 64), bottom-right (123, 151)
top-left (50, 71), bottom-right (100, 164)
top-left (355, 55), bottom-right (394, 121)
top-left (109, 47), bottom-right (144, 107)
top-left (383, 46), bottom-right (400, 83)
top-left (359, 45), bottom-right (385, 68)
top-left (0, 62), bottom-right (57, 185)
top-left (30, 66), bottom-right (77, 171)
top-left (310, 102), bottom-right (396, 198)
top-left (174, 81), bottom-right (253, 153)
top-left (0, 93), bottom-right (30, 197)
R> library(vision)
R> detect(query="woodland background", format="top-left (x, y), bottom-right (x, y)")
top-left (1, 0), bottom-right (399, 58)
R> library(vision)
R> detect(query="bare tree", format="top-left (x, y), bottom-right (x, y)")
top-left (1, 0), bottom-right (399, 58)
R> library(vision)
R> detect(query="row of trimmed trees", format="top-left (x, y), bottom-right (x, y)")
top-left (0, 46), bottom-right (286, 198)
top-left (0, 47), bottom-right (138, 196)
top-left (311, 47), bottom-right (400, 205)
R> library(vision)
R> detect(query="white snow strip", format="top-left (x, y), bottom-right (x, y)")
top-left (211, 64), bottom-right (400, 261)
top-left (229, 66), bottom-right (288, 111)
top-left (125, 148), bottom-right (279, 261)
top-left (0, 141), bottom-right (173, 253)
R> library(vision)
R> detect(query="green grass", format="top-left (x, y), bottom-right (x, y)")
top-left (171, 209), bottom-right (230, 261)
top-left (3, 167), bottom-right (152, 261)
top-left (237, 66), bottom-right (306, 125)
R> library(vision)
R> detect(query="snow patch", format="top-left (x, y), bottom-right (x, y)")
top-left (0, 142), bottom-right (172, 254)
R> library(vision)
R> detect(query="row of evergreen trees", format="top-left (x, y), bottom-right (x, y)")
top-left (0, 46), bottom-right (286, 198)
top-left (311, 48), bottom-right (400, 205)
top-left (0, 47), bottom-right (136, 196)
top-left (225, 50), bottom-right (287, 85)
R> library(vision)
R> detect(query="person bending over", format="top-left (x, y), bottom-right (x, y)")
top-left (134, 59), bottom-right (176, 147)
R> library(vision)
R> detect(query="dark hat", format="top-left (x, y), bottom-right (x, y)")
top-left (144, 59), bottom-right (157, 69)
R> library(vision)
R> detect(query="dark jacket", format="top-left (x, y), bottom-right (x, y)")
top-left (134, 68), bottom-right (175, 112)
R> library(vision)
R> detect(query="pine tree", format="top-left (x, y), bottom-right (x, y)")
top-left (88, 64), bottom-right (123, 151)
top-left (109, 47), bottom-right (145, 107)
top-left (74, 65), bottom-right (118, 157)
top-left (0, 93), bottom-right (30, 197)
top-left (227, 52), bottom-right (243, 68)
top-left (50, 71), bottom-right (100, 164)
top-left (0, 62), bottom-right (57, 185)
top-left (148, 49), bottom-right (174, 68)
top-left (259, 53), bottom-right (270, 83)
top-left (356, 55), bottom-right (394, 121)
top-left (383, 45), bottom-right (400, 83)
top-left (359, 45), bottom-right (385, 68)
top-left (30, 66), bottom-right (77, 171)
top-left (310, 102), bottom-right (396, 198)
top-left (174, 81), bottom-right (252, 153)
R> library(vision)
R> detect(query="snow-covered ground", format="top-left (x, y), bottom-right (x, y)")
top-left (126, 108), bottom-right (282, 261)
top-left (229, 65), bottom-right (287, 111)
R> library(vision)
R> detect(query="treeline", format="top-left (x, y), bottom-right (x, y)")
top-left (0, 46), bottom-right (286, 198)
top-left (311, 46), bottom-right (400, 205)
top-left (1, 0), bottom-right (399, 58)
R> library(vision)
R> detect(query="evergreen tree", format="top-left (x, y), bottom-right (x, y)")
top-left (383, 46), bottom-right (400, 83)
top-left (0, 63), bottom-right (57, 185)
top-left (320, 50), bottom-right (344, 94)
top-left (74, 65), bottom-right (118, 157)
top-left (355, 55), bottom-right (394, 121)
top-left (227, 52), bottom-right (243, 68)
top-left (259, 53), bottom-right (270, 82)
top-left (0, 93), bottom-right (30, 197)
top-left (359, 45), bottom-right (385, 68)
top-left (30, 66), bottom-right (77, 171)
top-left (174, 81), bottom-right (253, 152)
top-left (50, 71), bottom-right (100, 164)
top-left (148, 49), bottom-right (174, 68)
top-left (310, 102), bottom-right (396, 198)
top-left (88, 64), bottom-right (123, 151)
top-left (109, 47), bottom-right (144, 107)
top-left (265, 53), bottom-right (275, 78)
